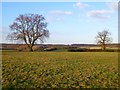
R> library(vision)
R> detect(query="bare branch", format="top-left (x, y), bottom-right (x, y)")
top-left (8, 14), bottom-right (50, 51)
top-left (96, 30), bottom-right (112, 50)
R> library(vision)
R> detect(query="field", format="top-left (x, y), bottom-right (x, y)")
top-left (2, 51), bottom-right (118, 88)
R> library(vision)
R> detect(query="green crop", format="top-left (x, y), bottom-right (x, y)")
top-left (2, 51), bottom-right (118, 88)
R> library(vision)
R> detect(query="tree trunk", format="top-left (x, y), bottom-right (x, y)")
top-left (28, 46), bottom-right (33, 52)
top-left (102, 44), bottom-right (106, 51)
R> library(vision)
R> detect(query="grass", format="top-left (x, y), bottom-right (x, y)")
top-left (2, 51), bottom-right (118, 88)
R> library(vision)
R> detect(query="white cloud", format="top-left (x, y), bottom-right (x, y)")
top-left (75, 2), bottom-right (89, 8)
top-left (50, 10), bottom-right (73, 15)
top-left (48, 10), bottom-right (73, 22)
top-left (87, 10), bottom-right (113, 20)
top-left (46, 14), bottom-right (65, 23)
top-left (107, 2), bottom-right (118, 11)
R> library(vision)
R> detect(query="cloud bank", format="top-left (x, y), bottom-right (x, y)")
top-left (75, 2), bottom-right (89, 8)
top-left (107, 2), bottom-right (118, 11)
top-left (87, 10), bottom-right (113, 20)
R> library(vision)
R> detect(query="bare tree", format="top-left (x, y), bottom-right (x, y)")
top-left (96, 30), bottom-right (112, 51)
top-left (9, 14), bottom-right (49, 51)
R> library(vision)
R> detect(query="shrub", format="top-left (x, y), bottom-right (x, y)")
top-left (68, 48), bottom-right (87, 52)
top-left (44, 47), bottom-right (57, 51)
top-left (32, 46), bottom-right (44, 51)
top-left (87, 49), bottom-right (102, 52)
top-left (17, 45), bottom-right (28, 51)
top-left (104, 49), bottom-right (120, 52)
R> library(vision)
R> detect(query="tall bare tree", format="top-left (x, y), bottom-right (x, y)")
top-left (9, 14), bottom-right (49, 51)
top-left (96, 30), bottom-right (112, 51)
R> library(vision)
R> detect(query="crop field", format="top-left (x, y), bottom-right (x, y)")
top-left (2, 51), bottom-right (118, 88)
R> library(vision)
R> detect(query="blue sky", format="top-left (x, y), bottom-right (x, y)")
top-left (1, 2), bottom-right (118, 44)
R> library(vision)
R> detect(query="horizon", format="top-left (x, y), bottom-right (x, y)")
top-left (1, 1), bottom-right (118, 44)
top-left (1, 42), bottom-right (119, 45)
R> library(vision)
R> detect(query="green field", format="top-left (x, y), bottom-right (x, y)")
top-left (2, 51), bottom-right (118, 88)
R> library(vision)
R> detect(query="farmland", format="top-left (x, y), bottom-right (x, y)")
top-left (2, 51), bottom-right (118, 88)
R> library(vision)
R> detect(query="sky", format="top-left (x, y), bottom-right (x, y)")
top-left (1, 1), bottom-right (118, 44)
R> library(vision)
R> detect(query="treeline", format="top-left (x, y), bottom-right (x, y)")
top-left (68, 48), bottom-right (120, 52)
top-left (17, 45), bottom-right (119, 52)
top-left (1, 44), bottom-right (120, 52)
